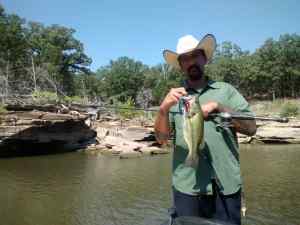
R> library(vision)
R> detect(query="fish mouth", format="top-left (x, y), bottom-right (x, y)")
top-left (181, 96), bottom-right (193, 113)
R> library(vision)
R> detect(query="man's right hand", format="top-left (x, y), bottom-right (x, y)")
top-left (155, 87), bottom-right (187, 144)
top-left (160, 87), bottom-right (187, 114)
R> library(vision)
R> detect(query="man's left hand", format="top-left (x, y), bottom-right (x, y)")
top-left (201, 101), bottom-right (256, 136)
top-left (201, 101), bottom-right (219, 119)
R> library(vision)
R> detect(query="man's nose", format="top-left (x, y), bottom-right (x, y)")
top-left (187, 60), bottom-right (197, 69)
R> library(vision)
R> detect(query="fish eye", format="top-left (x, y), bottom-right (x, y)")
top-left (190, 112), bottom-right (195, 117)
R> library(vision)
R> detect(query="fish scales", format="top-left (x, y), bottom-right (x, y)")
top-left (182, 96), bottom-right (205, 168)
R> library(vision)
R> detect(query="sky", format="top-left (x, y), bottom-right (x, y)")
top-left (1, 0), bottom-right (299, 72)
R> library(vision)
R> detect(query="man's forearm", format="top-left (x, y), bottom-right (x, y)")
top-left (154, 108), bottom-right (171, 144)
top-left (154, 87), bottom-right (187, 143)
top-left (218, 105), bottom-right (257, 136)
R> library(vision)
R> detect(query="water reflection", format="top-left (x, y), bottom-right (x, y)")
top-left (0, 145), bottom-right (299, 225)
top-left (241, 145), bottom-right (300, 225)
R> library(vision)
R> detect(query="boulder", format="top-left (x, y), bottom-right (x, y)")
top-left (0, 110), bottom-right (96, 156)
top-left (238, 120), bottom-right (300, 144)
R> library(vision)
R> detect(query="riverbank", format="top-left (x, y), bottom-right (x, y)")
top-left (85, 118), bottom-right (170, 158)
top-left (0, 100), bottom-right (299, 158)
top-left (238, 119), bottom-right (300, 144)
top-left (85, 115), bottom-right (300, 158)
top-left (238, 99), bottom-right (300, 144)
top-left (0, 104), bottom-right (96, 157)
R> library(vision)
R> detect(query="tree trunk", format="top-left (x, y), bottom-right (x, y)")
top-left (31, 54), bottom-right (37, 92)
top-left (5, 59), bottom-right (9, 101)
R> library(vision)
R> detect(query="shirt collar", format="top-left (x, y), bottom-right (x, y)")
top-left (183, 78), bottom-right (220, 94)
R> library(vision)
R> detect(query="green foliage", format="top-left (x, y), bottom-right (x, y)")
top-left (206, 35), bottom-right (300, 99)
top-left (63, 95), bottom-right (87, 104)
top-left (32, 91), bottom-right (59, 104)
top-left (32, 90), bottom-right (88, 105)
top-left (1, 3), bottom-right (300, 109)
top-left (150, 64), bottom-right (183, 105)
top-left (116, 98), bottom-right (143, 119)
top-left (0, 4), bottom-right (91, 96)
top-left (96, 57), bottom-right (147, 103)
top-left (73, 73), bottom-right (102, 98)
top-left (280, 101), bottom-right (299, 117)
top-left (27, 24), bottom-right (92, 95)
top-left (0, 104), bottom-right (6, 125)
top-left (0, 104), bottom-right (7, 114)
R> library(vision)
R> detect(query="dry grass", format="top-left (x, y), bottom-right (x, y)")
top-left (250, 98), bottom-right (300, 118)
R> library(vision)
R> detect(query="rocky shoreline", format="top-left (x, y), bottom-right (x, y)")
top-left (85, 119), bottom-right (170, 159)
top-left (238, 119), bottom-right (300, 144)
top-left (0, 107), bottom-right (96, 157)
top-left (1, 104), bottom-right (300, 158)
top-left (85, 117), bottom-right (300, 159)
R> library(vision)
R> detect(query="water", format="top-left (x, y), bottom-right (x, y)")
top-left (0, 145), bottom-right (300, 225)
top-left (241, 145), bottom-right (300, 225)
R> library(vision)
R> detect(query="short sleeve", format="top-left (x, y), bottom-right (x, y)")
top-left (226, 85), bottom-right (254, 116)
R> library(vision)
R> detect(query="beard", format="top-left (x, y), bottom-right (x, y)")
top-left (187, 64), bottom-right (204, 81)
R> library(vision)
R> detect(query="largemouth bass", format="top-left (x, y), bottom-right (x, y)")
top-left (181, 96), bottom-right (205, 168)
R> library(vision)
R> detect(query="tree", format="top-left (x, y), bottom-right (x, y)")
top-left (96, 57), bottom-right (147, 103)
top-left (255, 34), bottom-right (300, 99)
top-left (26, 23), bottom-right (92, 95)
top-left (0, 7), bottom-right (29, 96)
top-left (150, 63), bottom-right (183, 105)
top-left (206, 41), bottom-right (248, 89)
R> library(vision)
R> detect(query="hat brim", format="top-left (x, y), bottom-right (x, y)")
top-left (163, 34), bottom-right (216, 69)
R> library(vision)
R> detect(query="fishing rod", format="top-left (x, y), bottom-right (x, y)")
top-left (95, 105), bottom-right (289, 123)
top-left (96, 105), bottom-right (159, 112)
top-left (208, 112), bottom-right (289, 123)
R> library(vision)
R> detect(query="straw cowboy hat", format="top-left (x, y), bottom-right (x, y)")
top-left (163, 34), bottom-right (216, 69)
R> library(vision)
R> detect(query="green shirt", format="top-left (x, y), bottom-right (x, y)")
top-left (169, 80), bottom-right (253, 195)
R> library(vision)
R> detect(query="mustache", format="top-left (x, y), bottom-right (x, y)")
top-left (187, 65), bottom-right (203, 75)
top-left (186, 64), bottom-right (204, 81)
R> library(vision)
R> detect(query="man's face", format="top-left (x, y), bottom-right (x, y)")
top-left (178, 49), bottom-right (207, 81)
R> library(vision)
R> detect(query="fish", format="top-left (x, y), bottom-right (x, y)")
top-left (181, 95), bottom-right (205, 168)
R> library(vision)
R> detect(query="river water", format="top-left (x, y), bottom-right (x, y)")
top-left (0, 145), bottom-right (300, 225)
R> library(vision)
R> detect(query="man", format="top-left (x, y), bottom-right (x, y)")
top-left (154, 34), bottom-right (256, 225)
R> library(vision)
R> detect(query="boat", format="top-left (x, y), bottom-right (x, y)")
top-left (161, 216), bottom-right (236, 225)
